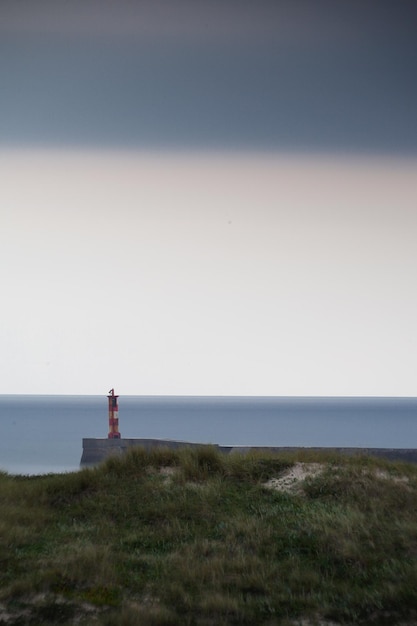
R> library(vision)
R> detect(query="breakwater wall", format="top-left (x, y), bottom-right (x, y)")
top-left (81, 438), bottom-right (417, 466)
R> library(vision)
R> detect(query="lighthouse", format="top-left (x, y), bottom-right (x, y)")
top-left (107, 388), bottom-right (121, 439)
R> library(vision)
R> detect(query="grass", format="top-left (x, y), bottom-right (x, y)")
top-left (0, 447), bottom-right (416, 625)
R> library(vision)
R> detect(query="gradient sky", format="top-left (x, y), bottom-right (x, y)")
top-left (1, 1), bottom-right (417, 395)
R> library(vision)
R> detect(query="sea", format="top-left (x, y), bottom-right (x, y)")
top-left (1, 395), bottom-right (416, 476)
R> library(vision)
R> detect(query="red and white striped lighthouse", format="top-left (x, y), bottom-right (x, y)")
top-left (107, 388), bottom-right (121, 439)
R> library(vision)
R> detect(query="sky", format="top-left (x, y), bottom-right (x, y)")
top-left (1, 0), bottom-right (417, 396)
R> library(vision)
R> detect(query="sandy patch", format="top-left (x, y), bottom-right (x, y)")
top-left (373, 469), bottom-right (410, 484)
top-left (263, 462), bottom-right (325, 493)
top-left (145, 466), bottom-right (177, 483)
top-left (158, 466), bottom-right (177, 478)
top-left (263, 464), bottom-right (411, 495)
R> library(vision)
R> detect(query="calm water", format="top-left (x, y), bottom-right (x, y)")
top-left (0, 395), bottom-right (416, 475)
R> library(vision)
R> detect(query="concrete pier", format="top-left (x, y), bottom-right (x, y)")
top-left (81, 438), bottom-right (417, 466)
top-left (80, 438), bottom-right (214, 466)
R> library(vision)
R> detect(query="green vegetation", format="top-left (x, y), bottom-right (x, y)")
top-left (1, 446), bottom-right (417, 625)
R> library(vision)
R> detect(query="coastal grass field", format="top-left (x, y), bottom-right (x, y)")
top-left (1, 447), bottom-right (417, 625)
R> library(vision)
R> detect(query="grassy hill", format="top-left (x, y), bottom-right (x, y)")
top-left (1, 447), bottom-right (416, 625)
